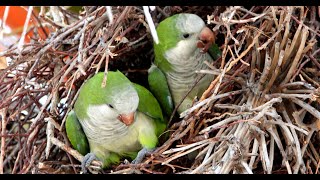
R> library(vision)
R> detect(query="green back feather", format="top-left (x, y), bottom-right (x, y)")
top-left (153, 14), bottom-right (181, 72)
top-left (65, 110), bottom-right (90, 155)
top-left (148, 64), bottom-right (174, 118)
top-left (132, 83), bottom-right (167, 137)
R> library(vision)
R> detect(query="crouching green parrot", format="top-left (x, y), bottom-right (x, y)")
top-left (65, 71), bottom-right (166, 172)
top-left (148, 13), bottom-right (221, 116)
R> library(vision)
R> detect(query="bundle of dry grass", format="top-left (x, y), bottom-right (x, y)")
top-left (0, 6), bottom-right (319, 174)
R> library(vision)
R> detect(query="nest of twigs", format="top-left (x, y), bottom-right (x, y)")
top-left (0, 6), bottom-right (320, 174)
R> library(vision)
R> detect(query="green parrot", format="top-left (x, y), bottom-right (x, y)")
top-left (149, 13), bottom-right (221, 116)
top-left (65, 71), bottom-right (166, 172)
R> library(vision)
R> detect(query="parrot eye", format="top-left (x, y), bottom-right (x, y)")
top-left (182, 33), bottom-right (190, 39)
top-left (106, 104), bottom-right (114, 109)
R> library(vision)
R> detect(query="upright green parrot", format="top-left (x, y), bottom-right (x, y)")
top-left (148, 13), bottom-right (221, 116)
top-left (65, 71), bottom-right (166, 172)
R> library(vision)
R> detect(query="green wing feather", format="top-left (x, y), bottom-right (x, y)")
top-left (208, 43), bottom-right (221, 60)
top-left (148, 64), bottom-right (174, 118)
top-left (65, 110), bottom-right (90, 155)
top-left (132, 82), bottom-right (167, 137)
top-left (68, 6), bottom-right (83, 13)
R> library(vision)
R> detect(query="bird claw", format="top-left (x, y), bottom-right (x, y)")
top-left (81, 152), bottom-right (97, 174)
top-left (131, 148), bottom-right (155, 164)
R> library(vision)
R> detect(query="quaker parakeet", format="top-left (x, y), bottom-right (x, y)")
top-left (149, 13), bottom-right (221, 116)
top-left (65, 71), bottom-right (166, 172)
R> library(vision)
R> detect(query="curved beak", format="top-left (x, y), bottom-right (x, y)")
top-left (117, 112), bottom-right (135, 126)
top-left (197, 26), bottom-right (215, 53)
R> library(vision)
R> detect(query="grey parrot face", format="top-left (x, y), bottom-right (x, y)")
top-left (106, 84), bottom-right (139, 125)
top-left (108, 84), bottom-right (139, 115)
top-left (175, 13), bottom-right (206, 40)
top-left (79, 84), bottom-right (139, 146)
top-left (86, 83), bottom-right (139, 126)
top-left (164, 14), bottom-right (207, 65)
top-left (175, 14), bottom-right (206, 50)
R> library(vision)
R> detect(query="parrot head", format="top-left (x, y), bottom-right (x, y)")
top-left (74, 71), bottom-right (139, 126)
top-left (154, 13), bottom-right (215, 70)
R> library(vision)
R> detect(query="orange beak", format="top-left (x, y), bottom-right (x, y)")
top-left (197, 27), bottom-right (215, 53)
top-left (117, 112), bottom-right (135, 126)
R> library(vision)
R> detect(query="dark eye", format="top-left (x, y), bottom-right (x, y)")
top-left (183, 33), bottom-right (190, 39)
top-left (107, 104), bottom-right (114, 109)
